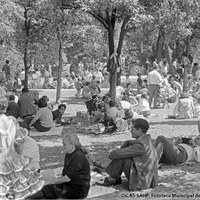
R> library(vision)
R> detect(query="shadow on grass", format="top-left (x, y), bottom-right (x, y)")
top-left (150, 119), bottom-right (198, 126)
top-left (62, 96), bottom-right (86, 105)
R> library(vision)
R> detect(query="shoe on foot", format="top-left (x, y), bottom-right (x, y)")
top-left (96, 177), bottom-right (122, 186)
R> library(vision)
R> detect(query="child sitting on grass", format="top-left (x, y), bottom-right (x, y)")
top-left (28, 134), bottom-right (91, 199)
top-left (6, 94), bottom-right (19, 118)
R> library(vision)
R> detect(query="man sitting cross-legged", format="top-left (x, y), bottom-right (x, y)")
top-left (97, 118), bottom-right (158, 191)
top-left (154, 135), bottom-right (200, 165)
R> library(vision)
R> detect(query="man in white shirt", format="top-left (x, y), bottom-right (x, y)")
top-left (147, 65), bottom-right (162, 108)
top-left (93, 69), bottom-right (104, 83)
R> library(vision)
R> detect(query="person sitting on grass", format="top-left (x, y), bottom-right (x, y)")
top-left (97, 118), bottom-right (158, 191)
top-left (15, 121), bottom-right (40, 172)
top-left (103, 100), bottom-right (118, 132)
top-left (6, 94), bottom-right (19, 118)
top-left (135, 92), bottom-right (151, 117)
top-left (28, 134), bottom-right (91, 199)
top-left (29, 97), bottom-right (54, 132)
top-left (154, 135), bottom-right (200, 166)
top-left (82, 81), bottom-right (92, 99)
top-left (52, 104), bottom-right (71, 126)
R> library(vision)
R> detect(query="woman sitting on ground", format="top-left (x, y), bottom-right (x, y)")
top-left (135, 92), bottom-right (151, 117)
top-left (28, 134), bottom-right (91, 199)
top-left (172, 92), bottom-right (194, 119)
top-left (29, 97), bottom-right (54, 132)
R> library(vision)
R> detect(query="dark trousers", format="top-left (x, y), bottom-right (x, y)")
top-left (33, 120), bottom-right (51, 132)
top-left (105, 158), bottom-right (133, 180)
top-left (154, 135), bottom-right (187, 164)
top-left (28, 182), bottom-right (90, 199)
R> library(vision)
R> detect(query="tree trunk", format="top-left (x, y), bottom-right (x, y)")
top-left (156, 27), bottom-right (165, 62)
top-left (24, 39), bottom-right (28, 88)
top-left (110, 66), bottom-right (117, 101)
top-left (56, 32), bottom-right (63, 103)
top-left (165, 43), bottom-right (176, 78)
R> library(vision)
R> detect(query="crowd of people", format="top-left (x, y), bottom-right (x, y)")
top-left (2, 57), bottom-right (200, 199)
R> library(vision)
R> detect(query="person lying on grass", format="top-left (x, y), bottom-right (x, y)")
top-left (154, 135), bottom-right (200, 166)
top-left (28, 134), bottom-right (91, 199)
top-left (97, 118), bottom-right (158, 191)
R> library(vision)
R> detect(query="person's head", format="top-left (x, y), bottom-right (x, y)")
top-left (22, 87), bottom-right (29, 93)
top-left (85, 81), bottom-right (90, 86)
top-left (126, 74), bottom-right (129, 79)
top-left (6, 60), bottom-right (9, 64)
top-left (194, 62), bottom-right (198, 67)
top-left (92, 75), bottom-right (96, 80)
top-left (137, 73), bottom-right (141, 78)
top-left (130, 118), bottom-right (149, 139)
top-left (96, 80), bottom-right (100, 85)
top-left (104, 94), bottom-right (111, 103)
top-left (92, 95), bottom-right (98, 100)
top-left (109, 100), bottom-right (116, 107)
top-left (9, 95), bottom-right (15, 102)
top-left (62, 134), bottom-right (81, 154)
top-left (126, 83), bottom-right (131, 89)
top-left (58, 104), bottom-right (66, 115)
top-left (194, 135), bottom-right (200, 146)
top-left (37, 97), bottom-right (47, 108)
top-left (42, 95), bottom-right (49, 102)
top-left (141, 92), bottom-right (148, 99)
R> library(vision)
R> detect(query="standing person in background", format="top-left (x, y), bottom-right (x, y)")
top-left (43, 67), bottom-right (50, 89)
top-left (75, 77), bottom-right (83, 98)
top-left (136, 73), bottom-right (143, 94)
top-left (192, 63), bottom-right (198, 78)
top-left (20, 68), bottom-right (25, 87)
top-left (125, 74), bottom-right (131, 87)
top-left (147, 65), bottom-right (162, 108)
top-left (93, 68), bottom-right (104, 84)
top-left (2, 60), bottom-right (11, 81)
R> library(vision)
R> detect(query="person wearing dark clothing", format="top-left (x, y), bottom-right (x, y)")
top-left (192, 63), bottom-right (198, 77)
top-left (18, 88), bottom-right (36, 119)
top-left (6, 95), bottom-right (19, 118)
top-left (52, 104), bottom-right (69, 126)
top-left (28, 134), bottom-right (91, 199)
top-left (2, 60), bottom-right (11, 80)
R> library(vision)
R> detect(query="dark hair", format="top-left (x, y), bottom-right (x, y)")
top-left (137, 73), bottom-right (141, 76)
top-left (92, 95), bottom-right (98, 99)
top-left (132, 118), bottom-right (149, 134)
top-left (85, 81), bottom-right (90, 86)
top-left (58, 104), bottom-right (66, 110)
top-left (96, 80), bottom-right (100, 84)
top-left (22, 88), bottom-right (29, 93)
top-left (109, 100), bottom-right (116, 107)
top-left (194, 63), bottom-right (198, 67)
top-left (9, 95), bottom-right (15, 101)
top-left (37, 97), bottom-right (47, 108)
top-left (42, 95), bottom-right (49, 101)
top-left (6, 60), bottom-right (9, 64)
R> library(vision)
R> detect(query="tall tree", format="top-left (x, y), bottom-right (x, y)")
top-left (62, 0), bottom-right (146, 100)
